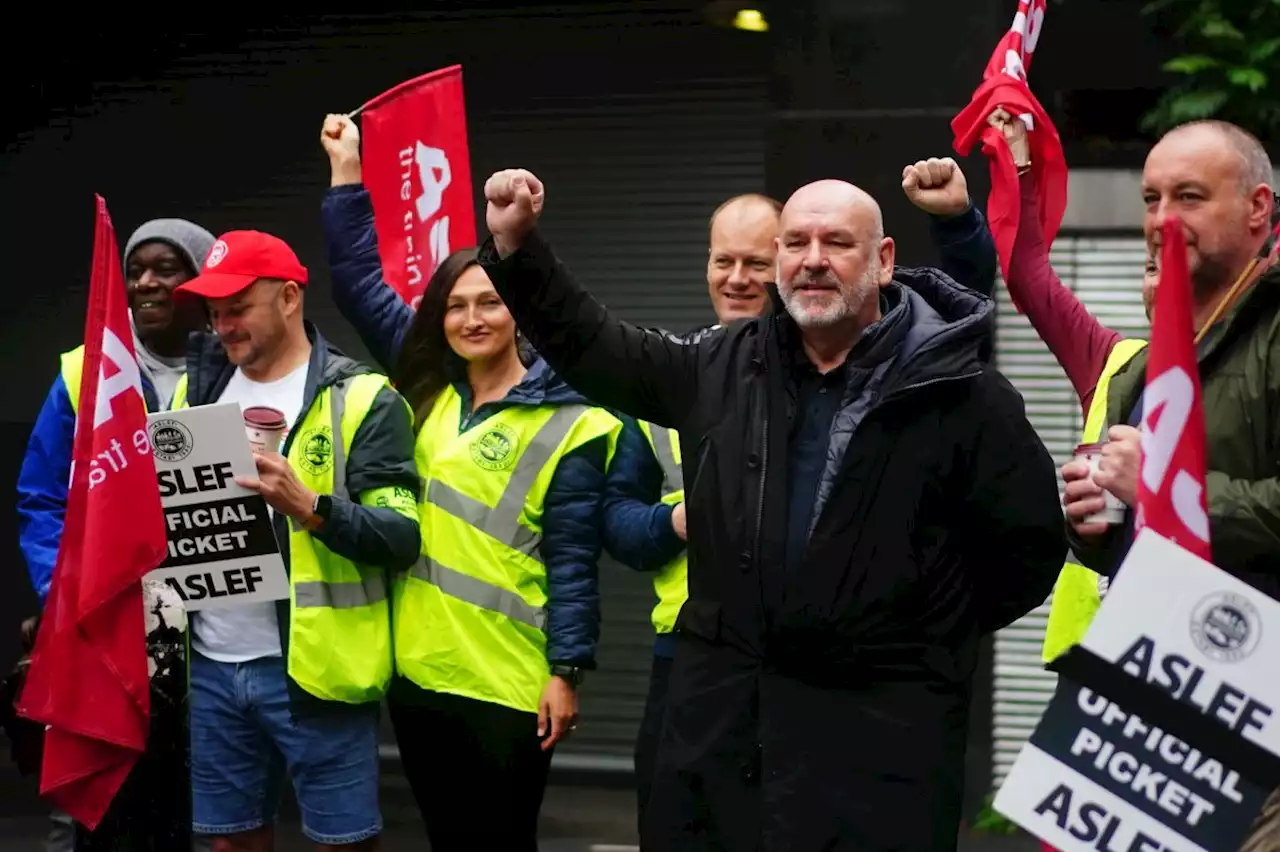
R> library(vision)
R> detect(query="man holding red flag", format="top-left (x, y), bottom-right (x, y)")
top-left (1052, 131), bottom-right (1280, 852)
top-left (1010, 117), bottom-right (1280, 852)
top-left (16, 197), bottom-right (170, 838)
top-left (1061, 119), bottom-right (1280, 601)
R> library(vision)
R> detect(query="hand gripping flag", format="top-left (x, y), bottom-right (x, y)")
top-left (952, 0), bottom-right (1067, 307)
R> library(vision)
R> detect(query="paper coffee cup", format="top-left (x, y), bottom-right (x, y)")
top-left (243, 406), bottom-right (288, 455)
top-left (1073, 442), bottom-right (1126, 525)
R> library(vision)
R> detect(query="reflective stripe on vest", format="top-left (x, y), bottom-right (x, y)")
top-left (397, 388), bottom-right (622, 713)
top-left (422, 403), bottom-right (593, 565)
top-left (638, 421), bottom-right (688, 635)
top-left (1041, 337), bottom-right (1149, 664)
top-left (650, 424), bottom-right (683, 493)
top-left (287, 377), bottom-right (387, 611)
top-left (61, 345), bottom-right (155, 416)
top-left (173, 371), bottom-right (397, 702)
top-left (412, 555), bottom-right (545, 629)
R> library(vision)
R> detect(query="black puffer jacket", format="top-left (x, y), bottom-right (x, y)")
top-left (481, 231), bottom-right (1066, 852)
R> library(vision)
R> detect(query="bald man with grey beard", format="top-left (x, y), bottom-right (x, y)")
top-left (479, 167), bottom-right (1065, 852)
top-left (609, 160), bottom-right (999, 834)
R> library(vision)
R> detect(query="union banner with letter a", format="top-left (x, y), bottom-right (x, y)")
top-left (17, 195), bottom-right (168, 830)
top-left (357, 65), bottom-right (477, 309)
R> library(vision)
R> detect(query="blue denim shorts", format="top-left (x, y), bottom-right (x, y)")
top-left (190, 651), bottom-right (382, 845)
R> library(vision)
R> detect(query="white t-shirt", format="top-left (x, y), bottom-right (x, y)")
top-left (193, 361), bottom-right (310, 663)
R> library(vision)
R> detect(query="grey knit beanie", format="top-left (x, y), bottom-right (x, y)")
top-left (123, 219), bottom-right (217, 277)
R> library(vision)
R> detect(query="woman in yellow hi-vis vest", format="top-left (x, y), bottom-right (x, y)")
top-left (319, 146), bottom-right (622, 852)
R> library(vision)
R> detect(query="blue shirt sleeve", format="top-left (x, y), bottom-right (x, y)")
top-left (929, 203), bottom-right (997, 298)
top-left (540, 436), bottom-right (609, 668)
top-left (321, 184), bottom-right (416, 375)
top-left (17, 374), bottom-right (76, 604)
top-left (602, 415), bottom-right (685, 572)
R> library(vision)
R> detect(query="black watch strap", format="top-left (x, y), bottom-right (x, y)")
top-left (550, 664), bottom-right (583, 687)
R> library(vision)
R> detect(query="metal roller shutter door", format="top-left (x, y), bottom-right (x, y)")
top-left (4, 6), bottom-right (766, 772)
top-left (472, 79), bottom-right (768, 769)
top-left (990, 232), bottom-right (1149, 789)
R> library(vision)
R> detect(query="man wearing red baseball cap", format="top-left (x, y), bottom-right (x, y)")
top-left (173, 230), bottom-right (420, 851)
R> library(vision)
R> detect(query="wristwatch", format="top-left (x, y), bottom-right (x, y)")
top-left (299, 493), bottom-right (331, 532)
top-left (550, 663), bottom-right (584, 688)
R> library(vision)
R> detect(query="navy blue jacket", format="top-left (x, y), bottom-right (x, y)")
top-left (602, 204), bottom-right (1000, 586)
top-left (322, 185), bottom-right (605, 667)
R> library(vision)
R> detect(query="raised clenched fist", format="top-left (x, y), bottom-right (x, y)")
top-left (987, 107), bottom-right (1031, 168)
top-left (901, 157), bottom-right (970, 218)
top-left (321, 113), bottom-right (362, 186)
top-left (484, 169), bottom-right (545, 257)
top-left (321, 114), bottom-right (360, 160)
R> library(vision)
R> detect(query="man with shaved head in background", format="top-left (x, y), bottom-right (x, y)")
top-left (477, 165), bottom-right (1066, 851)
top-left (706, 193), bottom-right (782, 322)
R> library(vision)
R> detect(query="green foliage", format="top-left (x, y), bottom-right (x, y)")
top-left (970, 794), bottom-right (1023, 836)
top-left (1142, 0), bottom-right (1280, 137)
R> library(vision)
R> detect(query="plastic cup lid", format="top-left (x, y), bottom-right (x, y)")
top-left (243, 406), bottom-right (288, 429)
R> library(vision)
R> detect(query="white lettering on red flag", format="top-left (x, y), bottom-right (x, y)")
top-left (1137, 217), bottom-right (1212, 560)
top-left (359, 65), bottom-right (477, 309)
top-left (17, 195), bottom-right (169, 829)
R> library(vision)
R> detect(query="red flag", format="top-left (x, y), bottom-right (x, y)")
top-left (1033, 223), bottom-right (1211, 852)
top-left (951, 0), bottom-right (1067, 306)
top-left (1134, 218), bottom-right (1212, 561)
top-left (18, 196), bottom-right (169, 828)
top-left (358, 65), bottom-right (477, 310)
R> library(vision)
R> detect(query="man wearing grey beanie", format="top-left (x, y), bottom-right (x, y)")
top-left (15, 217), bottom-right (215, 852)
top-left (122, 218), bottom-right (219, 406)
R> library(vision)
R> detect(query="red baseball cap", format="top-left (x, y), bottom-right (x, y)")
top-left (175, 230), bottom-right (309, 299)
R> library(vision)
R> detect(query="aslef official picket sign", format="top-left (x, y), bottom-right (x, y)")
top-left (995, 530), bottom-right (1280, 851)
top-left (145, 401), bottom-right (290, 611)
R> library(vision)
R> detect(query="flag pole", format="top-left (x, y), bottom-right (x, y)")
top-left (65, 196), bottom-right (192, 852)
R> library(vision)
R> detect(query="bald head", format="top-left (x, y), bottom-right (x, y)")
top-left (782, 180), bottom-right (885, 241)
top-left (1157, 121), bottom-right (1273, 193)
top-left (709, 194), bottom-right (782, 237)
top-left (775, 179), bottom-right (895, 332)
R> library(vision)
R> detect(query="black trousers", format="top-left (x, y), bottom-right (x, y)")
top-left (634, 653), bottom-right (674, 834)
top-left (389, 687), bottom-right (553, 852)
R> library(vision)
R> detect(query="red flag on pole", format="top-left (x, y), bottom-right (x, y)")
top-left (357, 65), bottom-right (477, 309)
top-left (1134, 217), bottom-right (1213, 561)
top-left (18, 196), bottom-right (169, 829)
top-left (951, 0), bottom-right (1067, 307)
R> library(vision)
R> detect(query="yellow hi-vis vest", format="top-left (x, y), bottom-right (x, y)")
top-left (172, 371), bottom-right (405, 703)
top-left (396, 387), bottom-right (622, 714)
top-left (61, 345), bottom-right (158, 415)
top-left (638, 421), bottom-right (688, 635)
top-left (1041, 337), bottom-right (1149, 663)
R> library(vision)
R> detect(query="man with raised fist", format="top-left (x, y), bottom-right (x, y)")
top-left (613, 155), bottom-right (998, 832)
top-left (478, 167), bottom-right (1065, 852)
